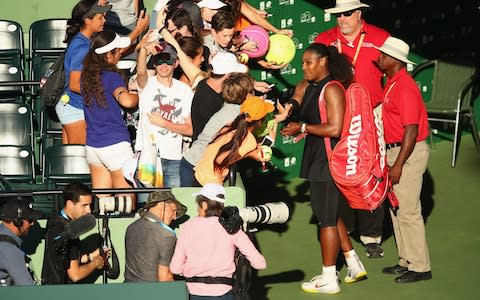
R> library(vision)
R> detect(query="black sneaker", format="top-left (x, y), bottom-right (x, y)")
top-left (365, 243), bottom-right (384, 258)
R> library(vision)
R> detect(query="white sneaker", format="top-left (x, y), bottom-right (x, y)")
top-left (301, 274), bottom-right (341, 294)
top-left (344, 254), bottom-right (368, 283)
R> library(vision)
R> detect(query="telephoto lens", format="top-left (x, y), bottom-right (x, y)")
top-left (92, 196), bottom-right (134, 216)
top-left (238, 202), bottom-right (289, 225)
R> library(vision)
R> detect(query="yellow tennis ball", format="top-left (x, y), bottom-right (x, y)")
top-left (265, 34), bottom-right (296, 65)
top-left (238, 52), bottom-right (249, 64)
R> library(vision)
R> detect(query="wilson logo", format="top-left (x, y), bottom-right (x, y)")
top-left (346, 114), bottom-right (362, 176)
top-left (373, 109), bottom-right (386, 170)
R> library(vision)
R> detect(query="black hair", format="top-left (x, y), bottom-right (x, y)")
top-left (305, 43), bottom-right (354, 88)
top-left (65, 0), bottom-right (98, 44)
top-left (220, 0), bottom-right (241, 22)
top-left (167, 8), bottom-right (202, 41)
top-left (211, 10), bottom-right (235, 32)
top-left (63, 182), bottom-right (92, 205)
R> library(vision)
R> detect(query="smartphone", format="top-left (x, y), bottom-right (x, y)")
top-left (261, 135), bottom-right (274, 147)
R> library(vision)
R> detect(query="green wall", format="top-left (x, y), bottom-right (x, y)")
top-left (2, 0), bottom-right (476, 177)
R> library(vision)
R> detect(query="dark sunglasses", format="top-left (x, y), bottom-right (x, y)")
top-left (155, 58), bottom-right (176, 65)
top-left (153, 52), bottom-right (176, 66)
top-left (333, 9), bottom-right (358, 18)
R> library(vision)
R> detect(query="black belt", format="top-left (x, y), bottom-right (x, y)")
top-left (185, 276), bottom-right (234, 285)
top-left (386, 142), bottom-right (401, 150)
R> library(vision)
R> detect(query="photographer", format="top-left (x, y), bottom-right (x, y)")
top-left (170, 183), bottom-right (266, 299)
top-left (0, 198), bottom-right (42, 286)
top-left (124, 191), bottom-right (186, 282)
top-left (41, 183), bottom-right (105, 284)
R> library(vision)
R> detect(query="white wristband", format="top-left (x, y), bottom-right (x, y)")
top-left (300, 123), bottom-right (307, 133)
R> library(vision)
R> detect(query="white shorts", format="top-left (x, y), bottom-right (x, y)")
top-left (86, 141), bottom-right (133, 171)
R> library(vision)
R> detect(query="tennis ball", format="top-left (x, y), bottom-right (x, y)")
top-left (265, 34), bottom-right (296, 65)
top-left (238, 52), bottom-right (249, 64)
top-left (240, 25), bottom-right (270, 58)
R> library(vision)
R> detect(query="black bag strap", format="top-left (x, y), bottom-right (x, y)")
top-left (185, 276), bottom-right (234, 286)
top-left (0, 234), bottom-right (20, 249)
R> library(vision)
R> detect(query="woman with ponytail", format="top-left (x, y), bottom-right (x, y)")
top-left (194, 95), bottom-right (274, 186)
top-left (56, 0), bottom-right (111, 144)
top-left (81, 30), bottom-right (138, 201)
top-left (279, 43), bottom-right (367, 294)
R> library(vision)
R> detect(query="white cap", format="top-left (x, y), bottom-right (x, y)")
top-left (193, 183), bottom-right (226, 203)
top-left (95, 33), bottom-right (131, 54)
top-left (197, 0), bottom-right (226, 9)
top-left (210, 52), bottom-right (248, 75)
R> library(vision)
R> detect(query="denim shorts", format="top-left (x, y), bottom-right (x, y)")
top-left (55, 101), bottom-right (84, 125)
top-left (86, 141), bottom-right (133, 171)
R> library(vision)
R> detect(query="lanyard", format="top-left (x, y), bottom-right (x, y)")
top-left (60, 209), bottom-right (71, 221)
top-left (144, 216), bottom-right (176, 236)
top-left (336, 32), bottom-right (366, 66)
top-left (383, 81), bottom-right (397, 102)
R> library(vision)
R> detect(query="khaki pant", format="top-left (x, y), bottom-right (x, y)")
top-left (387, 140), bottom-right (431, 272)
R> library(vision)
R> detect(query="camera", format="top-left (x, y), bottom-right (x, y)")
top-left (238, 202), bottom-right (289, 225)
top-left (92, 196), bottom-right (134, 216)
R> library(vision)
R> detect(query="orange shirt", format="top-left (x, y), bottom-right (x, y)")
top-left (195, 130), bottom-right (257, 186)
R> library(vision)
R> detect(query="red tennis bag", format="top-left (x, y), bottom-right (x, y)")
top-left (320, 81), bottom-right (398, 211)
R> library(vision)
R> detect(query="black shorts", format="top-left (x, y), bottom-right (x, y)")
top-left (309, 180), bottom-right (341, 227)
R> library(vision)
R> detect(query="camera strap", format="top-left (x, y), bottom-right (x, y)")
top-left (100, 223), bottom-right (120, 280)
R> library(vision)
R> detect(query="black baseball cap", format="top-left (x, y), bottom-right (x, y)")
top-left (1, 198), bottom-right (43, 221)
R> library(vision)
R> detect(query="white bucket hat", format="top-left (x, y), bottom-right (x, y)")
top-left (325, 0), bottom-right (370, 14)
top-left (374, 37), bottom-right (416, 65)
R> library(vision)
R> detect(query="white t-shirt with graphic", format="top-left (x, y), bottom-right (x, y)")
top-left (136, 76), bottom-right (193, 160)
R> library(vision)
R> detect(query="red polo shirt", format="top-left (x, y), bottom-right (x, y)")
top-left (382, 68), bottom-right (429, 144)
top-left (315, 21), bottom-right (389, 106)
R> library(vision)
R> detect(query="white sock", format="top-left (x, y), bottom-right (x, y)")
top-left (322, 265), bottom-right (337, 281)
top-left (344, 249), bottom-right (359, 268)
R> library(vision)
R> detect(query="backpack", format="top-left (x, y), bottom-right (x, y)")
top-left (185, 209), bottom-right (254, 299)
top-left (39, 52), bottom-right (66, 122)
top-left (319, 81), bottom-right (398, 211)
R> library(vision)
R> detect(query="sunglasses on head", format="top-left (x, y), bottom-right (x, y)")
top-left (153, 53), bottom-right (176, 66)
top-left (333, 9), bottom-right (358, 18)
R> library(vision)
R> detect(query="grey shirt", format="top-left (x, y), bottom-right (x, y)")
top-left (184, 103), bottom-right (240, 166)
top-left (0, 224), bottom-right (35, 285)
top-left (124, 212), bottom-right (177, 282)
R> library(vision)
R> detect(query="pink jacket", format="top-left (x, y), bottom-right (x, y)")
top-left (170, 216), bottom-right (266, 296)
